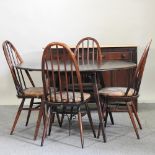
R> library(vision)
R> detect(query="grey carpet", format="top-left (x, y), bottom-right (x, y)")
top-left (0, 103), bottom-right (155, 155)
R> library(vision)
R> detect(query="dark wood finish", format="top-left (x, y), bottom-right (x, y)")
top-left (41, 42), bottom-right (97, 148)
top-left (74, 37), bottom-right (102, 65)
top-left (73, 37), bottom-right (103, 91)
top-left (100, 46), bottom-right (138, 110)
top-left (72, 45), bottom-right (138, 110)
top-left (16, 45), bottom-right (138, 110)
top-left (101, 46), bottom-right (137, 86)
top-left (73, 37), bottom-right (107, 142)
top-left (15, 45), bottom-right (137, 143)
top-left (2, 40), bottom-right (43, 139)
top-left (98, 40), bottom-right (152, 139)
top-left (17, 60), bottom-right (136, 72)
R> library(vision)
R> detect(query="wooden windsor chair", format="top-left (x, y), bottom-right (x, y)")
top-left (2, 40), bottom-right (44, 137)
top-left (98, 40), bottom-right (152, 139)
top-left (41, 42), bottom-right (96, 148)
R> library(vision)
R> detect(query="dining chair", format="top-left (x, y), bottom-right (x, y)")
top-left (57, 37), bottom-right (104, 127)
top-left (2, 40), bottom-right (44, 136)
top-left (74, 37), bottom-right (103, 90)
top-left (41, 42), bottom-right (96, 148)
top-left (74, 37), bottom-right (114, 124)
top-left (59, 37), bottom-right (110, 130)
top-left (98, 40), bottom-right (152, 139)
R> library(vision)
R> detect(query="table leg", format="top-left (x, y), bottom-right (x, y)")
top-left (92, 72), bottom-right (106, 142)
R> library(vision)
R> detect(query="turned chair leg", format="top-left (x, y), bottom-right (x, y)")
top-left (59, 114), bottom-right (65, 127)
top-left (97, 97), bottom-right (106, 142)
top-left (41, 112), bottom-right (50, 146)
top-left (10, 98), bottom-right (25, 135)
top-left (85, 103), bottom-right (96, 138)
top-left (78, 111), bottom-right (84, 148)
top-left (34, 101), bottom-right (44, 140)
top-left (104, 110), bottom-right (108, 127)
top-left (48, 109), bottom-right (55, 136)
top-left (109, 111), bottom-right (114, 125)
top-left (127, 103), bottom-right (140, 139)
top-left (131, 102), bottom-right (142, 129)
top-left (25, 98), bottom-right (34, 126)
top-left (56, 113), bottom-right (63, 127)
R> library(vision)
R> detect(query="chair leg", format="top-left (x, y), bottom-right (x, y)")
top-left (25, 98), bottom-right (34, 126)
top-left (48, 109), bottom-right (55, 136)
top-left (10, 98), bottom-right (25, 135)
top-left (97, 112), bottom-right (106, 139)
top-left (104, 96), bottom-right (114, 125)
top-left (97, 97), bottom-right (107, 141)
top-left (68, 114), bottom-right (72, 136)
top-left (127, 103), bottom-right (140, 139)
top-left (131, 102), bottom-right (142, 129)
top-left (109, 111), bottom-right (114, 125)
top-left (85, 103), bottom-right (96, 138)
top-left (59, 114), bottom-right (65, 127)
top-left (101, 97), bottom-right (108, 127)
top-left (104, 110), bottom-right (108, 127)
top-left (34, 101), bottom-right (44, 140)
top-left (93, 84), bottom-right (106, 142)
top-left (42, 106), bottom-right (46, 126)
top-left (56, 113), bottom-right (62, 127)
top-left (41, 112), bottom-right (50, 146)
top-left (77, 111), bottom-right (84, 148)
top-left (59, 106), bottom-right (67, 127)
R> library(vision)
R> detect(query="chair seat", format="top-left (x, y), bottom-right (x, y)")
top-left (48, 91), bottom-right (91, 103)
top-left (24, 87), bottom-right (43, 98)
top-left (99, 87), bottom-right (135, 97)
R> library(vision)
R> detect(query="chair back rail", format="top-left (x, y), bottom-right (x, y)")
top-left (125, 40), bottom-right (152, 96)
top-left (42, 42), bottom-right (84, 104)
top-left (73, 37), bottom-right (104, 88)
top-left (74, 37), bottom-right (102, 65)
top-left (2, 40), bottom-right (35, 96)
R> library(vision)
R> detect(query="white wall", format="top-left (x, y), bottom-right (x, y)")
top-left (0, 0), bottom-right (155, 105)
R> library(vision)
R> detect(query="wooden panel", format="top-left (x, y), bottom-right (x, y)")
top-left (101, 46), bottom-right (137, 63)
top-left (103, 52), bottom-right (131, 60)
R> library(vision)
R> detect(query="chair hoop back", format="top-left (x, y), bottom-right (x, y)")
top-left (42, 42), bottom-right (84, 104)
top-left (126, 40), bottom-right (152, 96)
top-left (2, 40), bottom-right (25, 96)
top-left (74, 37), bottom-right (102, 65)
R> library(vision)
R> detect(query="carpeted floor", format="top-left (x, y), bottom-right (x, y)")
top-left (0, 103), bottom-right (155, 155)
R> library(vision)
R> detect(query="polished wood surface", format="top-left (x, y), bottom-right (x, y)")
top-left (73, 37), bottom-right (103, 92)
top-left (15, 46), bottom-right (137, 143)
top-left (2, 40), bottom-right (43, 139)
top-left (16, 60), bottom-right (136, 72)
top-left (40, 42), bottom-right (97, 148)
top-left (98, 40), bottom-right (152, 139)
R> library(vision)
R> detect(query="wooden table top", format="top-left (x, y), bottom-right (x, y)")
top-left (16, 60), bottom-right (136, 72)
